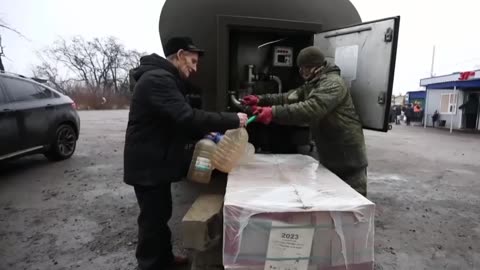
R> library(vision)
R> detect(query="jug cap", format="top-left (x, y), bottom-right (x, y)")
top-left (205, 132), bottom-right (223, 143)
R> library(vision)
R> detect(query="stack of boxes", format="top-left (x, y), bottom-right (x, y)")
top-left (182, 154), bottom-right (375, 270)
top-left (223, 154), bottom-right (375, 270)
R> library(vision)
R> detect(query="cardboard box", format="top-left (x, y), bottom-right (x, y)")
top-left (223, 154), bottom-right (375, 270)
top-left (183, 194), bottom-right (224, 251)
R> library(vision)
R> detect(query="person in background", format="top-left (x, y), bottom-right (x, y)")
top-left (395, 105), bottom-right (402, 125)
top-left (432, 110), bottom-right (440, 127)
top-left (405, 104), bottom-right (414, 126)
top-left (242, 46), bottom-right (368, 196)
top-left (413, 103), bottom-right (421, 113)
top-left (124, 37), bottom-right (248, 270)
top-left (389, 107), bottom-right (395, 124)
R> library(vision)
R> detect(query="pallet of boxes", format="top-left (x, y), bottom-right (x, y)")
top-left (183, 128), bottom-right (375, 270)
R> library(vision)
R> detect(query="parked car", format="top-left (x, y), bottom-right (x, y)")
top-left (0, 71), bottom-right (80, 161)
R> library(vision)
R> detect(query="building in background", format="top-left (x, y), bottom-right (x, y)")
top-left (391, 94), bottom-right (406, 106)
top-left (406, 90), bottom-right (426, 108)
top-left (420, 70), bottom-right (480, 131)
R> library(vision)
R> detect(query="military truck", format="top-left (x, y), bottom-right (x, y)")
top-left (159, 0), bottom-right (399, 153)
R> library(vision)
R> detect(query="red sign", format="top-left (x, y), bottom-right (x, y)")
top-left (459, 71), bottom-right (475, 80)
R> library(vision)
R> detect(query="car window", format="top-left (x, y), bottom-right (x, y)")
top-left (35, 85), bottom-right (55, 99)
top-left (2, 77), bottom-right (52, 102)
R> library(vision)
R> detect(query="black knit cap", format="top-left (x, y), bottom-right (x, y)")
top-left (164, 37), bottom-right (205, 57)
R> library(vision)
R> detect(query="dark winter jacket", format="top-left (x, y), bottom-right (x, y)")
top-left (404, 107), bottom-right (414, 118)
top-left (123, 54), bottom-right (239, 186)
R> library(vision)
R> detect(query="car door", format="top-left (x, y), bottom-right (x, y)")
top-left (313, 16), bottom-right (400, 131)
top-left (33, 83), bottom-right (63, 137)
top-left (0, 81), bottom-right (20, 157)
top-left (1, 77), bottom-right (53, 151)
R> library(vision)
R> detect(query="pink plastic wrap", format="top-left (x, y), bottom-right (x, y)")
top-left (223, 154), bottom-right (375, 270)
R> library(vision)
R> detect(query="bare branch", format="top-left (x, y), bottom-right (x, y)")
top-left (0, 21), bottom-right (30, 41)
top-left (34, 36), bottom-right (142, 95)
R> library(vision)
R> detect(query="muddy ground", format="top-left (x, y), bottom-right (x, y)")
top-left (0, 110), bottom-right (479, 270)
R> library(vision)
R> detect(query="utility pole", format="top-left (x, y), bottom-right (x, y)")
top-left (424, 45), bottom-right (436, 128)
top-left (430, 45), bottom-right (436, 77)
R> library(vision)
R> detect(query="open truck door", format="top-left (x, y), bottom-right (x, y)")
top-left (313, 17), bottom-right (400, 131)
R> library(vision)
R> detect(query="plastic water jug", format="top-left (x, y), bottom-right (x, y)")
top-left (239, 143), bottom-right (255, 164)
top-left (211, 128), bottom-right (249, 173)
top-left (187, 138), bottom-right (217, 184)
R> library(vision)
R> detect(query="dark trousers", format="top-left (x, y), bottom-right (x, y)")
top-left (466, 114), bottom-right (477, 129)
top-left (134, 183), bottom-right (173, 270)
top-left (337, 168), bottom-right (368, 197)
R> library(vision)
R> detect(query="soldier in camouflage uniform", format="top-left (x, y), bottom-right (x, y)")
top-left (242, 46), bottom-right (368, 196)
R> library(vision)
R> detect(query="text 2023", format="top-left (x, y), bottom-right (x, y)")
top-left (281, 233), bottom-right (299, 240)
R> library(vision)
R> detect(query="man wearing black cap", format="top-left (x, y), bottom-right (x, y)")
top-left (124, 37), bottom-right (248, 270)
top-left (242, 46), bottom-right (368, 197)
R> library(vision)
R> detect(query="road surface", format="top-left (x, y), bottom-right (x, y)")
top-left (1, 110), bottom-right (479, 270)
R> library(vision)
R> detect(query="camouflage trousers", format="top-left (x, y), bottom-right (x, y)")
top-left (337, 168), bottom-right (368, 197)
top-left (299, 147), bottom-right (367, 196)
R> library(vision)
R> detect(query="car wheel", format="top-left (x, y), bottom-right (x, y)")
top-left (45, 124), bottom-right (77, 161)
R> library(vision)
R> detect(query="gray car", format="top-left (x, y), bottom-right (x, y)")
top-left (0, 71), bottom-right (80, 161)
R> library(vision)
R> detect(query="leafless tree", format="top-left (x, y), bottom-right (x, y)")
top-left (0, 18), bottom-right (28, 71)
top-left (33, 57), bottom-right (80, 94)
top-left (37, 36), bottom-right (144, 95)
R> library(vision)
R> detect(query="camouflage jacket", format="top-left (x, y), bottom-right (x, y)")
top-left (258, 63), bottom-right (368, 175)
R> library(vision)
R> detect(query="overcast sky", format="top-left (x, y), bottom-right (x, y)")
top-left (1, 0), bottom-right (479, 95)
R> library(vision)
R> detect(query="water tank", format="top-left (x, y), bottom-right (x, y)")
top-left (159, 0), bottom-right (362, 111)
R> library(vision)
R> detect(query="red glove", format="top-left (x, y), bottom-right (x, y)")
top-left (241, 95), bottom-right (259, 106)
top-left (249, 105), bottom-right (258, 113)
top-left (253, 106), bottom-right (273, 125)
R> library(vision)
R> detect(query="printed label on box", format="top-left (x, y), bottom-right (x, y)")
top-left (195, 157), bottom-right (211, 171)
top-left (264, 222), bottom-right (315, 270)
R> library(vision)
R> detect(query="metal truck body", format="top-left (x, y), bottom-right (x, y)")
top-left (159, 0), bottom-right (399, 152)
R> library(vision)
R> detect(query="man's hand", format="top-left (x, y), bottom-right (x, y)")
top-left (241, 95), bottom-right (259, 106)
top-left (237, 113), bottom-right (248, 127)
top-left (253, 107), bottom-right (273, 125)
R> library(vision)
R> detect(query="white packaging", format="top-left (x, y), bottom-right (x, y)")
top-left (223, 154), bottom-right (375, 270)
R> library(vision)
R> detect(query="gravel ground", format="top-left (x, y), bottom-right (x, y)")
top-left (0, 110), bottom-right (479, 270)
